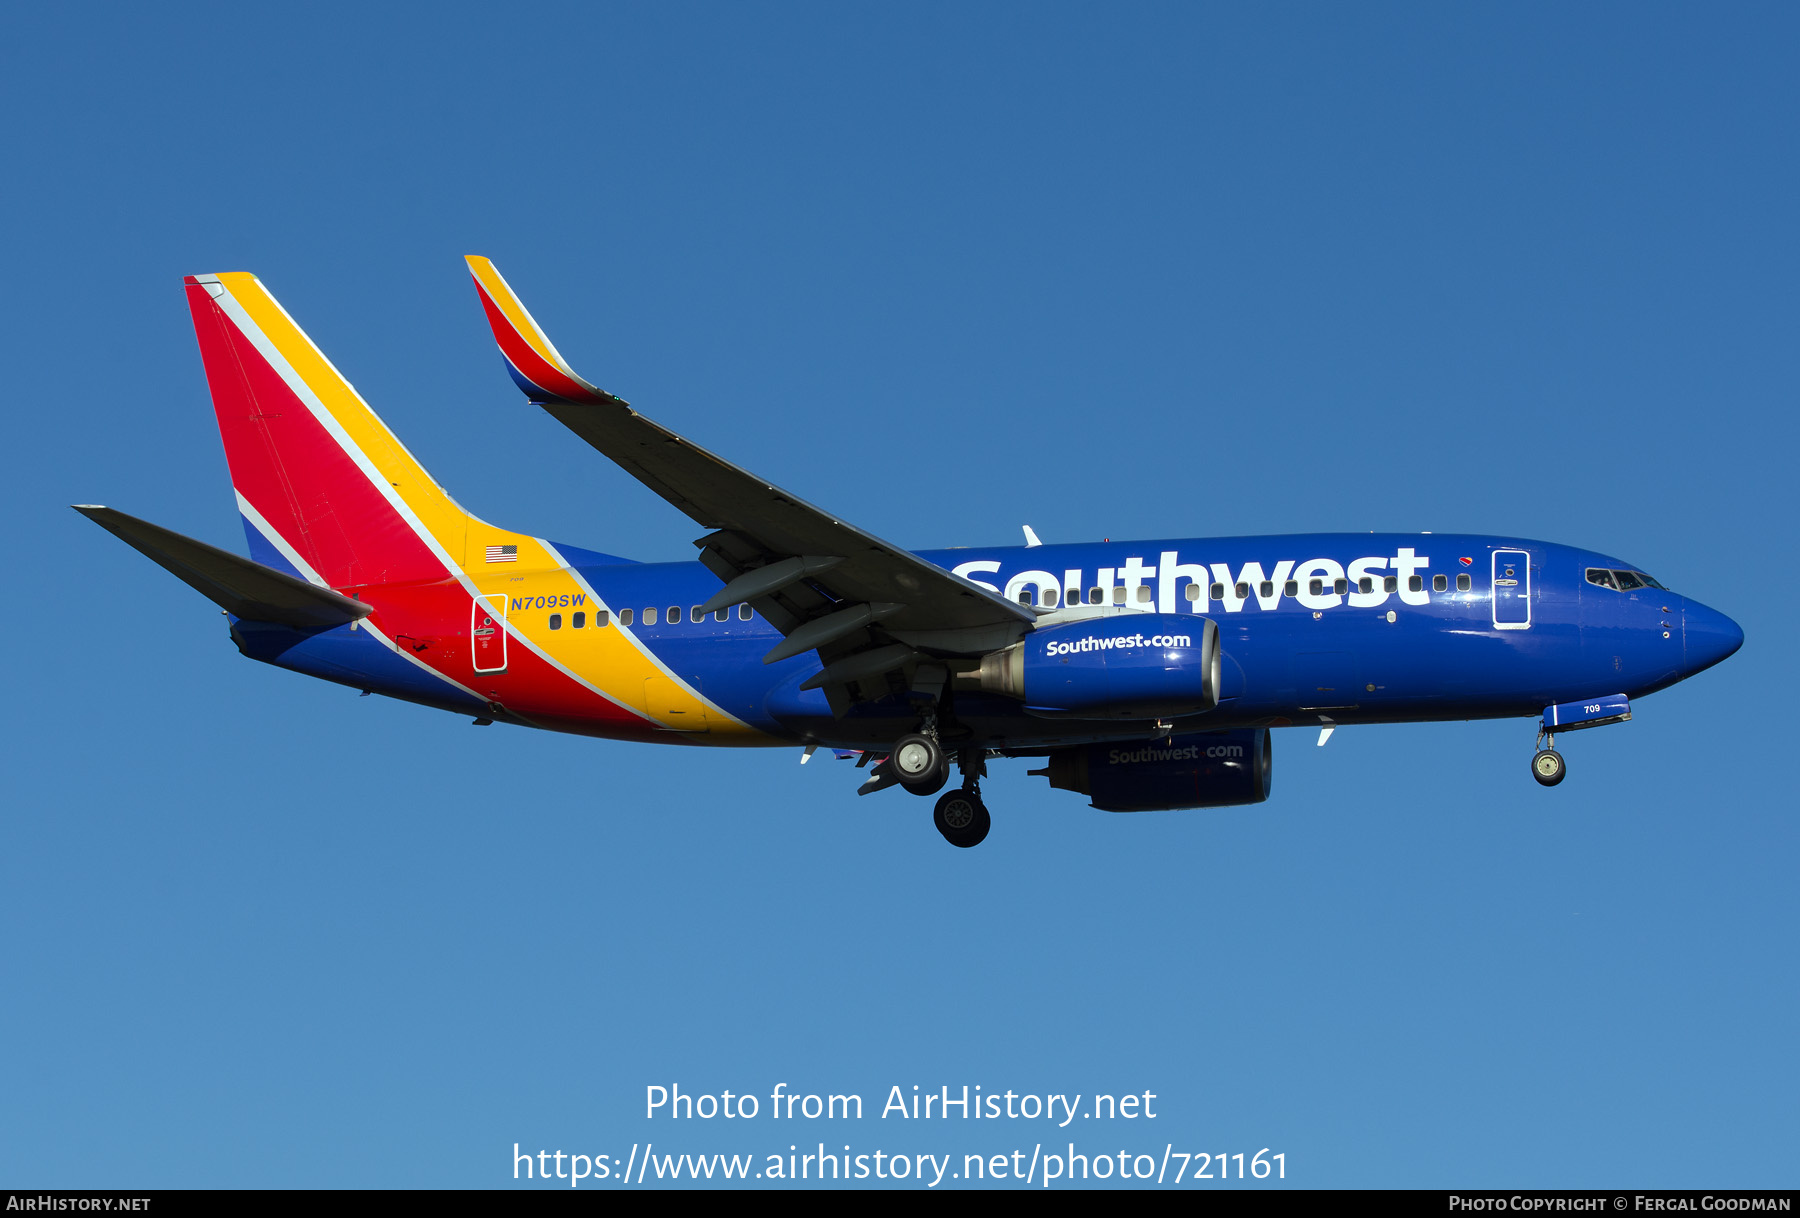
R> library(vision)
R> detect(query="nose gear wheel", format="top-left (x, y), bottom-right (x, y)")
top-left (1531, 749), bottom-right (1566, 786)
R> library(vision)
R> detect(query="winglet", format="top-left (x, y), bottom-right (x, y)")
top-left (464, 255), bottom-right (617, 405)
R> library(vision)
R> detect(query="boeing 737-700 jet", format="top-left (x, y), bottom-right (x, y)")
top-left (76, 259), bottom-right (1744, 846)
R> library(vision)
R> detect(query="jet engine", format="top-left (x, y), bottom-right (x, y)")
top-left (971, 614), bottom-right (1220, 719)
top-left (1030, 728), bottom-right (1272, 812)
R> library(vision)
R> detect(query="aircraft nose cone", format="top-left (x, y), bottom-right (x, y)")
top-left (1684, 600), bottom-right (1744, 675)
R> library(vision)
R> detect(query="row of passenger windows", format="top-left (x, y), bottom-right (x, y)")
top-left (538, 571), bottom-right (1499, 628)
top-left (547, 603), bottom-right (758, 630)
top-left (540, 571), bottom-right (1500, 627)
top-left (1014, 572), bottom-right (1475, 607)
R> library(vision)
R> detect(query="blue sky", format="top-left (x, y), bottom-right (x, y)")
top-left (2, 3), bottom-right (1794, 1188)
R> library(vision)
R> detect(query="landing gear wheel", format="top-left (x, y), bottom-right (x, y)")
top-left (901, 768), bottom-right (948, 797)
top-left (933, 788), bottom-right (991, 848)
top-left (1531, 749), bottom-right (1566, 787)
top-left (891, 733), bottom-right (945, 788)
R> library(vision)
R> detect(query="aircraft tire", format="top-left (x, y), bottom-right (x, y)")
top-left (933, 788), bottom-right (991, 848)
top-left (891, 733), bottom-right (945, 787)
top-left (1531, 749), bottom-right (1566, 787)
top-left (901, 769), bottom-right (949, 797)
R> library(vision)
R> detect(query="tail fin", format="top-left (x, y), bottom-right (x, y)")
top-left (186, 272), bottom-right (542, 589)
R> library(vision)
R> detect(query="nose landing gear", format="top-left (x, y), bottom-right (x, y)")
top-left (1531, 728), bottom-right (1566, 787)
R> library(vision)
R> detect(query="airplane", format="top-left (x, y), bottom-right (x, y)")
top-left (76, 259), bottom-right (1745, 847)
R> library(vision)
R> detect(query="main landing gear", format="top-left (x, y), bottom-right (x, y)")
top-left (934, 786), bottom-right (990, 848)
top-left (930, 746), bottom-right (991, 848)
top-left (891, 732), bottom-right (948, 797)
top-left (883, 708), bottom-right (992, 847)
top-left (1531, 728), bottom-right (1566, 787)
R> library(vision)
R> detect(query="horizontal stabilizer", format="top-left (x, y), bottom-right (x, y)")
top-left (73, 506), bottom-right (373, 629)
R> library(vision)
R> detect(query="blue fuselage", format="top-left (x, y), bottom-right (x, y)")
top-left (448, 531), bottom-right (1737, 750)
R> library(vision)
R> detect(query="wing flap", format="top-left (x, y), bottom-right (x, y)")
top-left (74, 506), bottom-right (372, 630)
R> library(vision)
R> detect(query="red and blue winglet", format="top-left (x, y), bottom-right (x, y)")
top-left (465, 255), bottom-right (617, 405)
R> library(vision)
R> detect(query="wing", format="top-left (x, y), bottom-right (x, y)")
top-left (463, 256), bottom-right (1035, 712)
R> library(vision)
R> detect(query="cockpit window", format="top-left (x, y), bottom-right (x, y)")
top-left (1588, 567), bottom-right (1667, 592)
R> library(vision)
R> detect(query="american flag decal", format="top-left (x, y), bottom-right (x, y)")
top-left (485, 544), bottom-right (518, 563)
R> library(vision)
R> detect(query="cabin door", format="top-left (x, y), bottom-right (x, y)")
top-left (472, 594), bottom-right (509, 673)
top-left (1492, 550), bottom-right (1531, 630)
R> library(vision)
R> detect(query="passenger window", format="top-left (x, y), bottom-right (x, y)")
top-left (1235, 582), bottom-right (1250, 600)
top-left (1333, 578), bottom-right (1348, 595)
top-left (549, 613), bottom-right (562, 630)
top-left (1357, 577), bottom-right (1372, 594)
top-left (572, 611), bottom-right (586, 629)
top-left (1135, 586), bottom-right (1152, 603)
top-left (1432, 575), bottom-right (1447, 593)
top-left (1043, 588), bottom-right (1059, 608)
top-left (1284, 580), bottom-right (1297, 597)
top-left (738, 604), bottom-right (753, 621)
top-left (1384, 576), bottom-right (1398, 593)
top-left (714, 608), bottom-right (728, 622)
top-left (1088, 588), bottom-right (1102, 605)
top-left (643, 607), bottom-right (658, 625)
top-left (620, 608), bottom-right (634, 625)
top-left (1018, 589), bottom-right (1033, 605)
top-left (1408, 575), bottom-right (1423, 592)
top-left (1456, 574), bottom-right (1470, 592)
top-left (595, 609), bottom-right (610, 627)
top-left (667, 606), bottom-right (680, 623)
top-left (1210, 582), bottom-right (1225, 600)
top-left (690, 605), bottom-right (703, 622)
top-left (1259, 581), bottom-right (1274, 598)
top-left (1185, 584), bottom-right (1201, 602)
top-left (1111, 587), bottom-right (1125, 605)
top-left (1309, 579), bottom-right (1323, 597)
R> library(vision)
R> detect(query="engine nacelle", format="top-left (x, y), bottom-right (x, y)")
top-left (974, 613), bottom-right (1220, 719)
top-left (1030, 728), bottom-right (1272, 812)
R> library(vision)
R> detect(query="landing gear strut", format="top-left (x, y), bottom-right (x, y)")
top-left (932, 747), bottom-right (991, 847)
top-left (1531, 728), bottom-right (1566, 787)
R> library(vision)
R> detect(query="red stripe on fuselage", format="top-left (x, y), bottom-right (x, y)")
top-left (357, 582), bottom-right (667, 739)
